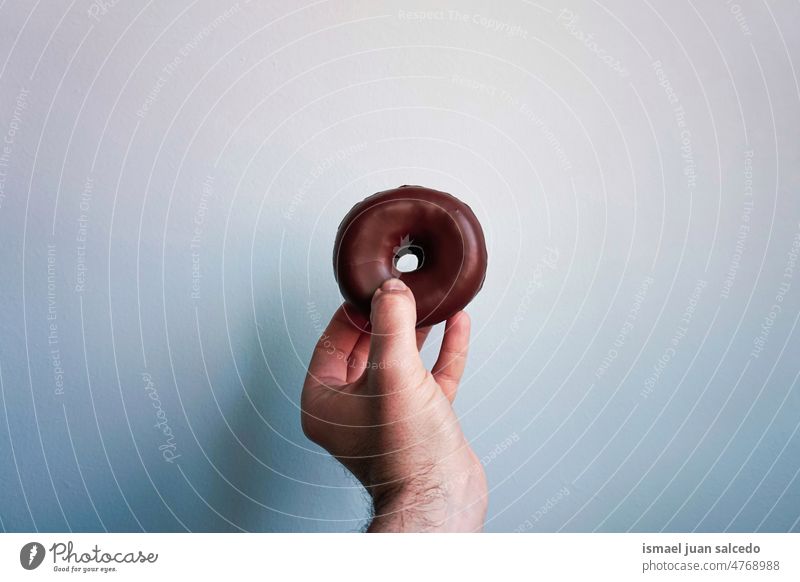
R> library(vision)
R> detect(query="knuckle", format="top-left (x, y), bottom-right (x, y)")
top-left (373, 291), bottom-right (414, 308)
top-left (373, 290), bottom-right (413, 312)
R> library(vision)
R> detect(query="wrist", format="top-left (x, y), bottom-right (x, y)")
top-left (367, 466), bottom-right (487, 532)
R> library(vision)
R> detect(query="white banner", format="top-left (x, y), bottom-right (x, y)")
top-left (1, 533), bottom-right (798, 581)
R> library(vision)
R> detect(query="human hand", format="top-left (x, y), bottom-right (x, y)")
top-left (301, 278), bottom-right (487, 532)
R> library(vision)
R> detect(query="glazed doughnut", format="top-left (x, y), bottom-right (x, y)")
top-left (333, 185), bottom-right (488, 327)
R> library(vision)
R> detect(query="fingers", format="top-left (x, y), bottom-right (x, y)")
top-left (432, 311), bottom-right (471, 402)
top-left (416, 326), bottom-right (432, 351)
top-left (348, 323), bottom-right (432, 384)
top-left (367, 278), bottom-right (425, 385)
top-left (305, 281), bottom-right (459, 395)
top-left (304, 304), bottom-right (368, 389)
top-left (347, 324), bottom-right (431, 384)
top-left (345, 330), bottom-right (371, 383)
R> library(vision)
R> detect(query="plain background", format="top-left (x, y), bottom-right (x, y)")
top-left (0, 0), bottom-right (798, 532)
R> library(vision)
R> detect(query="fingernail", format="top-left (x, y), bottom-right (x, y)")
top-left (381, 278), bottom-right (406, 292)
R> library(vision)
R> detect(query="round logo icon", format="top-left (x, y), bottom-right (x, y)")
top-left (20, 542), bottom-right (45, 570)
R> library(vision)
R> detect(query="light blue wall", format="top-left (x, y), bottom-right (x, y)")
top-left (1, 0), bottom-right (798, 532)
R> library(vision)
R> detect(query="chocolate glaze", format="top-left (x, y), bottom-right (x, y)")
top-left (333, 185), bottom-right (488, 327)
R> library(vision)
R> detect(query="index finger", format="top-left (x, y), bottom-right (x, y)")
top-left (304, 304), bottom-right (368, 389)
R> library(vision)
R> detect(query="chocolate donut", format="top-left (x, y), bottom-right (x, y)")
top-left (333, 185), bottom-right (488, 327)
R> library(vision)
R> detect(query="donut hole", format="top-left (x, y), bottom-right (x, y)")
top-left (395, 253), bottom-right (419, 273)
top-left (393, 245), bottom-right (424, 273)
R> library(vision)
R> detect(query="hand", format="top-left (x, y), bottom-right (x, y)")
top-left (301, 278), bottom-right (487, 532)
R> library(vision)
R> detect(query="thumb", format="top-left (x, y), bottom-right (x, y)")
top-left (367, 278), bottom-right (425, 384)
